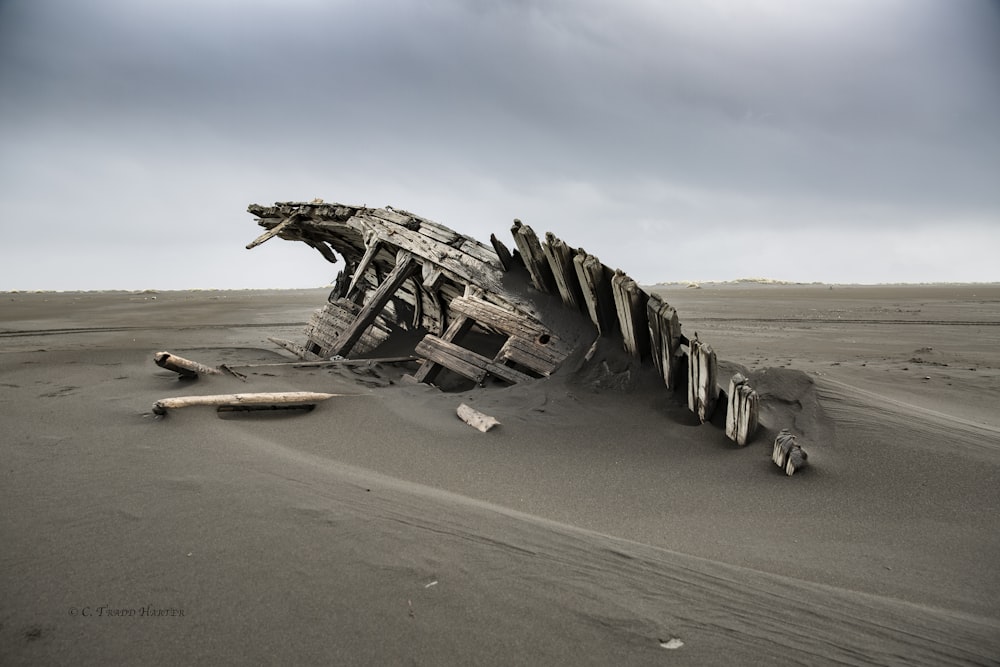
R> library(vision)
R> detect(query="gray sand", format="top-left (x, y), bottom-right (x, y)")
top-left (1, 286), bottom-right (998, 665)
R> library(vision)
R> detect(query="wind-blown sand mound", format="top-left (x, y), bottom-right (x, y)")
top-left (1, 287), bottom-right (998, 665)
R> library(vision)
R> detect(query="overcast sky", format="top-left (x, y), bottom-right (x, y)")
top-left (1, 0), bottom-right (998, 290)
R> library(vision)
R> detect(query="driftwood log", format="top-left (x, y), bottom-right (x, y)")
top-left (725, 373), bottom-right (759, 446)
top-left (154, 351), bottom-right (221, 377)
top-left (153, 391), bottom-right (339, 415)
top-left (456, 403), bottom-right (500, 432)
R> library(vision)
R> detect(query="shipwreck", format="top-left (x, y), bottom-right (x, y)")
top-left (240, 199), bottom-right (799, 470)
top-left (244, 201), bottom-right (677, 387)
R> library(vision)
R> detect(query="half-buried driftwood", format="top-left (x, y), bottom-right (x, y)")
top-left (772, 429), bottom-right (808, 476)
top-left (456, 403), bottom-right (500, 432)
top-left (725, 373), bottom-right (759, 446)
top-left (153, 391), bottom-right (338, 415)
top-left (154, 351), bottom-right (222, 378)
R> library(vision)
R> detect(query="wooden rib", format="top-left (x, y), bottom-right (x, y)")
top-left (542, 232), bottom-right (584, 310)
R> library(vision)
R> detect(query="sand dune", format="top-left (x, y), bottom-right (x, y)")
top-left (1, 286), bottom-right (998, 665)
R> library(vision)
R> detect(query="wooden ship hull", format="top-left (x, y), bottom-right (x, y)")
top-left (246, 201), bottom-right (593, 386)
top-left (245, 200), bottom-right (781, 458)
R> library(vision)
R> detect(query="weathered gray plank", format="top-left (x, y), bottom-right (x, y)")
top-left (416, 334), bottom-right (534, 385)
top-left (490, 234), bottom-right (514, 272)
top-left (726, 373), bottom-right (760, 446)
top-left (496, 337), bottom-right (558, 376)
top-left (611, 270), bottom-right (650, 360)
top-left (647, 296), bottom-right (682, 391)
top-left (573, 251), bottom-right (616, 335)
top-left (411, 315), bottom-right (473, 383)
top-left (510, 219), bottom-right (556, 293)
top-left (543, 232), bottom-right (584, 310)
top-left (687, 336), bottom-right (718, 423)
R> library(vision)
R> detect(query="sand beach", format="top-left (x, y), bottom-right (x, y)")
top-left (1, 284), bottom-right (998, 665)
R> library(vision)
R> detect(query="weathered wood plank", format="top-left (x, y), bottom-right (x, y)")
top-left (329, 251), bottom-right (418, 357)
top-left (647, 295), bottom-right (683, 391)
top-left (543, 232), bottom-right (584, 310)
top-left (687, 336), bottom-right (718, 423)
top-left (411, 315), bottom-right (473, 383)
top-left (510, 219), bottom-right (556, 293)
top-left (355, 211), bottom-right (506, 293)
top-left (647, 294), bottom-right (665, 377)
top-left (305, 301), bottom-right (389, 358)
top-left (725, 373), bottom-right (759, 446)
top-left (611, 270), bottom-right (650, 360)
top-left (449, 296), bottom-right (546, 340)
top-left (417, 335), bottom-right (534, 385)
top-left (573, 251), bottom-right (616, 335)
top-left (496, 337), bottom-right (558, 376)
top-left (490, 234), bottom-right (514, 272)
top-left (415, 335), bottom-right (488, 385)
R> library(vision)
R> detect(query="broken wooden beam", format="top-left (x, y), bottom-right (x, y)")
top-left (687, 336), bottom-right (718, 423)
top-left (153, 351), bottom-right (221, 377)
top-left (346, 229), bottom-right (381, 299)
top-left (246, 214), bottom-right (300, 249)
top-left (725, 373), bottom-right (759, 446)
top-left (329, 250), bottom-right (419, 357)
top-left (153, 391), bottom-right (340, 415)
top-left (510, 219), bottom-right (556, 293)
top-left (456, 403), bottom-right (500, 432)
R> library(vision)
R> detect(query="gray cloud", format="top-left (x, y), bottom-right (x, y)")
top-left (1, 0), bottom-right (998, 289)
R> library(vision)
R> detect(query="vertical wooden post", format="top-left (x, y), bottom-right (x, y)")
top-left (687, 336), bottom-right (718, 423)
top-left (573, 251), bottom-right (616, 335)
top-left (611, 270), bottom-right (649, 360)
top-left (510, 220), bottom-right (556, 293)
top-left (725, 373), bottom-right (759, 446)
top-left (647, 296), bottom-right (683, 391)
top-left (542, 232), bottom-right (584, 310)
top-left (329, 251), bottom-right (418, 358)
